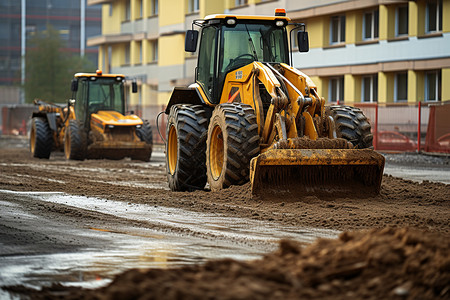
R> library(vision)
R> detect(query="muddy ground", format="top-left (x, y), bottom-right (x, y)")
top-left (0, 144), bottom-right (449, 299)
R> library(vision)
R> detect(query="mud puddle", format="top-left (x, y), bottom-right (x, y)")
top-left (0, 190), bottom-right (339, 293)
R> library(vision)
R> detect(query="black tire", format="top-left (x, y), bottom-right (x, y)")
top-left (30, 117), bottom-right (53, 159)
top-left (327, 105), bottom-right (373, 149)
top-left (135, 120), bottom-right (153, 162)
top-left (64, 120), bottom-right (87, 160)
top-left (166, 104), bottom-right (209, 191)
top-left (206, 103), bottom-right (260, 191)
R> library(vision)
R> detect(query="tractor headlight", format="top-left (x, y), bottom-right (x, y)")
top-left (136, 125), bottom-right (142, 129)
top-left (108, 125), bottom-right (114, 129)
top-left (275, 20), bottom-right (285, 27)
top-left (227, 19), bottom-right (236, 25)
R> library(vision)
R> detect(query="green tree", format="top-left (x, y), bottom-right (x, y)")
top-left (24, 25), bottom-right (95, 103)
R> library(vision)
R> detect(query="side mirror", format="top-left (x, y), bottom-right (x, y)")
top-left (297, 31), bottom-right (309, 53)
top-left (71, 79), bottom-right (78, 92)
top-left (132, 80), bottom-right (137, 93)
top-left (185, 30), bottom-right (198, 52)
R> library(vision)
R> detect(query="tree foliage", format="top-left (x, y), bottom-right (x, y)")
top-left (24, 25), bottom-right (95, 103)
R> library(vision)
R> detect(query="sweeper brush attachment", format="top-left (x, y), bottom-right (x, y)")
top-left (249, 148), bottom-right (385, 198)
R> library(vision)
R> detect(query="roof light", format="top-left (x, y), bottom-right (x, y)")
top-left (276, 20), bottom-right (285, 27)
top-left (96, 69), bottom-right (102, 76)
top-left (275, 8), bottom-right (286, 16)
top-left (227, 18), bottom-right (236, 25)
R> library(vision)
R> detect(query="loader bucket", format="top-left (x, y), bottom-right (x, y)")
top-left (249, 149), bottom-right (385, 198)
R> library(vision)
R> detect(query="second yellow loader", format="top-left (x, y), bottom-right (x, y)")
top-left (163, 9), bottom-right (384, 198)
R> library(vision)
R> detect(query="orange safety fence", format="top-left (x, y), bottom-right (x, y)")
top-left (2, 102), bottom-right (450, 154)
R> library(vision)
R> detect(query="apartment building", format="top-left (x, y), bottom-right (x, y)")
top-left (0, 0), bottom-right (101, 101)
top-left (87, 0), bottom-right (449, 120)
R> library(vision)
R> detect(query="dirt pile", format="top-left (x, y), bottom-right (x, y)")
top-left (21, 227), bottom-right (449, 300)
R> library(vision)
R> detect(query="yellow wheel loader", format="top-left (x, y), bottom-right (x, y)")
top-left (164, 9), bottom-right (384, 197)
top-left (30, 71), bottom-right (153, 161)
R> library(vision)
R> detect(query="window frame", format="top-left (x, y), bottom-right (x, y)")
top-left (124, 0), bottom-right (131, 21)
top-left (188, 0), bottom-right (199, 13)
top-left (329, 76), bottom-right (344, 103)
top-left (426, 0), bottom-right (443, 33)
top-left (151, 0), bottom-right (158, 16)
top-left (362, 74), bottom-right (378, 102)
top-left (395, 5), bottom-right (409, 37)
top-left (394, 72), bottom-right (408, 102)
top-left (330, 15), bottom-right (346, 45)
top-left (425, 70), bottom-right (441, 102)
top-left (363, 9), bottom-right (379, 40)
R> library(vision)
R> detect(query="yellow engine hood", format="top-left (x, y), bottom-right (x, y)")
top-left (91, 111), bottom-right (143, 126)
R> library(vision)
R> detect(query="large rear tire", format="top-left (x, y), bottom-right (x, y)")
top-left (206, 103), bottom-right (260, 191)
top-left (30, 117), bottom-right (53, 159)
top-left (64, 120), bottom-right (87, 160)
top-left (166, 104), bottom-right (209, 191)
top-left (135, 120), bottom-right (153, 162)
top-left (328, 105), bottom-right (373, 149)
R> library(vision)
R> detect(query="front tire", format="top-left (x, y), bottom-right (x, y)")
top-left (327, 105), bottom-right (373, 149)
top-left (30, 117), bottom-right (53, 159)
top-left (206, 103), bottom-right (260, 191)
top-left (135, 120), bottom-right (153, 162)
top-left (64, 120), bottom-right (87, 160)
top-left (166, 104), bottom-right (209, 191)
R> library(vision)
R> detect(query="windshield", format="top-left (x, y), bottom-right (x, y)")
top-left (87, 77), bottom-right (125, 114)
top-left (219, 23), bottom-right (288, 74)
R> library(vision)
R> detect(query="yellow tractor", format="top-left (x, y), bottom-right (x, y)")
top-left (30, 71), bottom-right (153, 161)
top-left (164, 10), bottom-right (384, 197)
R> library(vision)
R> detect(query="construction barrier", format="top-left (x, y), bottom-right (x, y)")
top-left (1, 102), bottom-right (449, 154)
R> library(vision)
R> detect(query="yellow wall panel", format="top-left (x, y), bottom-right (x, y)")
top-left (111, 44), bottom-right (124, 67)
top-left (409, 1), bottom-right (418, 37)
top-left (407, 70), bottom-right (417, 103)
top-left (378, 72), bottom-right (395, 103)
top-left (379, 5), bottom-right (395, 40)
top-left (346, 12), bottom-right (356, 44)
top-left (442, 68), bottom-right (450, 101)
top-left (307, 17), bottom-right (326, 48)
top-left (200, 0), bottom-right (226, 18)
top-left (159, 35), bottom-right (184, 66)
top-left (157, 91), bottom-right (172, 106)
top-left (444, 0), bottom-right (450, 32)
top-left (102, 3), bottom-right (121, 34)
top-left (344, 74), bottom-right (355, 102)
top-left (159, 0), bottom-right (185, 27)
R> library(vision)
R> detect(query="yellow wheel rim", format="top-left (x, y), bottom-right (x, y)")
top-left (64, 130), bottom-right (71, 160)
top-left (210, 125), bottom-right (224, 180)
top-left (168, 125), bottom-right (178, 175)
top-left (30, 125), bottom-right (36, 154)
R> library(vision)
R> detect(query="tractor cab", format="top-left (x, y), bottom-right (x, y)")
top-left (70, 70), bottom-right (137, 127)
top-left (185, 9), bottom-right (309, 103)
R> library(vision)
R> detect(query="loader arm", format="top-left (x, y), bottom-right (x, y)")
top-left (220, 62), bottom-right (325, 150)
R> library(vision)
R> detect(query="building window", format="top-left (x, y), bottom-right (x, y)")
top-left (125, 0), bottom-right (131, 21)
top-left (235, 0), bottom-right (248, 6)
top-left (329, 76), bottom-right (344, 102)
top-left (363, 9), bottom-right (379, 40)
top-left (394, 72), bottom-right (407, 102)
top-left (138, 41), bottom-right (142, 64)
top-left (426, 0), bottom-right (442, 33)
top-left (188, 0), bottom-right (199, 13)
top-left (109, 4), bottom-right (113, 17)
top-left (124, 43), bottom-right (130, 65)
top-left (151, 40), bottom-right (158, 62)
top-left (425, 70), bottom-right (441, 101)
top-left (151, 0), bottom-right (158, 15)
top-left (330, 15), bottom-right (345, 44)
top-left (362, 74), bottom-right (378, 102)
top-left (138, 0), bottom-right (143, 18)
top-left (396, 5), bottom-right (408, 36)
